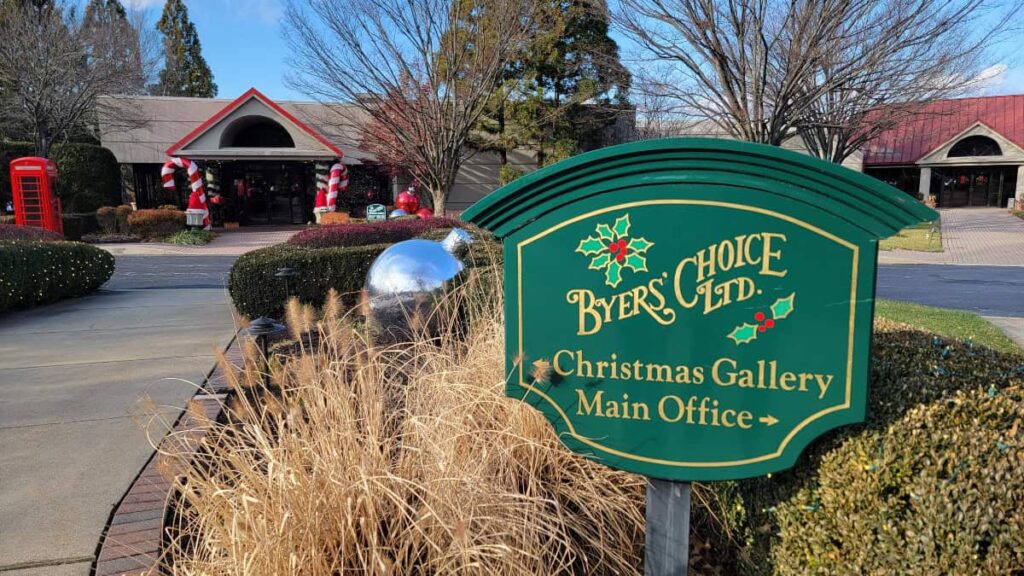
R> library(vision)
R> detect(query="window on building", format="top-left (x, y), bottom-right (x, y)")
top-left (221, 117), bottom-right (295, 148)
top-left (947, 135), bottom-right (1001, 157)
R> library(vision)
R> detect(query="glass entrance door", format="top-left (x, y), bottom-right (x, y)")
top-left (934, 167), bottom-right (1015, 208)
top-left (221, 161), bottom-right (314, 225)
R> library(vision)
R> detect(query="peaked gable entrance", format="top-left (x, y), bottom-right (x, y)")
top-left (166, 88), bottom-right (343, 160)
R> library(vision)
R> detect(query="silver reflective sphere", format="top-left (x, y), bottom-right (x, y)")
top-left (389, 209), bottom-right (409, 217)
top-left (365, 228), bottom-right (473, 341)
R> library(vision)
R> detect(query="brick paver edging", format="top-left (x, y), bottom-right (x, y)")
top-left (91, 335), bottom-right (243, 576)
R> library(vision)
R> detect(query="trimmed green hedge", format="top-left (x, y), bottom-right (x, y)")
top-left (772, 385), bottom-right (1024, 575)
top-left (0, 240), bottom-right (115, 311)
top-left (229, 243), bottom-right (388, 318)
top-left (705, 319), bottom-right (1024, 574)
top-left (229, 227), bottom-right (503, 319)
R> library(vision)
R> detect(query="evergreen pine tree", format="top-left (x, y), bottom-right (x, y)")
top-left (84, 0), bottom-right (145, 95)
top-left (155, 0), bottom-right (216, 97)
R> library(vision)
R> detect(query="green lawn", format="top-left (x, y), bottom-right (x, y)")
top-left (1012, 210), bottom-right (1024, 221)
top-left (878, 220), bottom-right (942, 252)
top-left (875, 299), bottom-right (1021, 354)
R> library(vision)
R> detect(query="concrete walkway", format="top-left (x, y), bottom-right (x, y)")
top-left (880, 208), bottom-right (1024, 266)
top-left (98, 226), bottom-right (301, 257)
top-left (0, 257), bottom-right (238, 576)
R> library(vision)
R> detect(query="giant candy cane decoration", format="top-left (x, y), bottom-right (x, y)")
top-left (161, 157), bottom-right (210, 230)
top-left (326, 160), bottom-right (349, 212)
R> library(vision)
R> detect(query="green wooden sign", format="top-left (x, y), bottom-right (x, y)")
top-left (367, 203), bottom-right (387, 221)
top-left (463, 138), bottom-right (936, 481)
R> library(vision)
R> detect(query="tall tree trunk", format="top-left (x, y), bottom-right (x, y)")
top-left (498, 99), bottom-right (507, 166)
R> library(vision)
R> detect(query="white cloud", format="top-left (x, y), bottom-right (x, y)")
top-left (966, 64), bottom-right (1008, 93)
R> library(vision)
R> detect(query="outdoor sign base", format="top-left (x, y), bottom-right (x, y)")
top-left (645, 479), bottom-right (691, 575)
top-left (462, 138), bottom-right (936, 571)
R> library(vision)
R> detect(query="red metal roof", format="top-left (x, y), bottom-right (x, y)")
top-left (863, 94), bottom-right (1024, 166)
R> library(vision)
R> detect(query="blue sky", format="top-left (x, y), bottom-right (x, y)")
top-left (127, 0), bottom-right (1024, 102)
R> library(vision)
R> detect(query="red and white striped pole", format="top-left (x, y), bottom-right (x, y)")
top-left (327, 160), bottom-right (349, 212)
top-left (161, 157), bottom-right (210, 230)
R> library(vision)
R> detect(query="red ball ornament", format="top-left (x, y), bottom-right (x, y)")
top-left (416, 207), bottom-right (434, 219)
top-left (396, 190), bottom-right (420, 213)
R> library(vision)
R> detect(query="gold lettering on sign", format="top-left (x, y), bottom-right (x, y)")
top-left (567, 277), bottom-right (676, 335)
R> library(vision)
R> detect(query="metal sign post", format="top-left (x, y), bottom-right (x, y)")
top-left (646, 479), bottom-right (691, 576)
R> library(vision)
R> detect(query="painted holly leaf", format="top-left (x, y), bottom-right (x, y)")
top-left (595, 223), bottom-right (615, 241)
top-left (729, 323), bottom-right (759, 345)
top-left (627, 237), bottom-right (653, 253)
top-left (623, 253), bottom-right (648, 273)
top-left (771, 293), bottom-right (796, 320)
top-left (612, 214), bottom-right (631, 238)
top-left (576, 236), bottom-right (605, 256)
top-left (589, 253), bottom-right (611, 270)
top-left (606, 260), bottom-right (623, 288)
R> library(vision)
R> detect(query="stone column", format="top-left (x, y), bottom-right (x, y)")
top-left (1016, 165), bottom-right (1024, 210)
top-left (918, 167), bottom-right (932, 203)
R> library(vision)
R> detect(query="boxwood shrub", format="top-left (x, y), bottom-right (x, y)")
top-left (0, 240), bottom-right (115, 311)
top-left (771, 386), bottom-right (1024, 575)
top-left (708, 319), bottom-right (1024, 575)
top-left (229, 243), bottom-right (388, 318)
top-left (230, 226), bottom-right (503, 319)
top-left (128, 208), bottom-right (186, 239)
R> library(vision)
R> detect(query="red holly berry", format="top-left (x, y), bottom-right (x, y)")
top-left (758, 325), bottom-right (767, 333)
top-left (609, 242), bottom-right (620, 253)
top-left (765, 319), bottom-right (776, 329)
top-left (754, 311), bottom-right (766, 322)
top-left (616, 253), bottom-right (625, 262)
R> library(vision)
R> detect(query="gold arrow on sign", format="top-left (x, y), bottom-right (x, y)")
top-left (759, 415), bottom-right (779, 427)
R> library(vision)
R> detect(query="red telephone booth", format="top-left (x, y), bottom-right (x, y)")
top-left (10, 157), bottom-right (63, 235)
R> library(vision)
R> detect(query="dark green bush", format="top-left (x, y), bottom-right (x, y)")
top-left (61, 213), bottom-right (94, 240)
top-left (710, 319), bottom-right (1024, 575)
top-left (51, 144), bottom-right (122, 212)
top-left (771, 386), bottom-right (1024, 575)
top-left (0, 141), bottom-right (34, 208)
top-left (127, 208), bottom-right (185, 239)
top-left (0, 240), bottom-right (115, 311)
top-left (229, 243), bottom-right (388, 318)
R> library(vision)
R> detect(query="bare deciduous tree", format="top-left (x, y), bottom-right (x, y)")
top-left (0, 1), bottom-right (155, 157)
top-left (617, 0), bottom-right (1021, 163)
top-left (284, 0), bottom-right (537, 213)
top-left (795, 1), bottom-right (1020, 163)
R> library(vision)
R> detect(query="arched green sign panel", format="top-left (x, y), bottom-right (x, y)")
top-left (463, 138), bottom-right (936, 481)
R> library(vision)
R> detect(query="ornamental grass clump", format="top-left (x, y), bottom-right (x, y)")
top-left (158, 277), bottom-right (741, 575)
top-left (161, 280), bottom-right (649, 575)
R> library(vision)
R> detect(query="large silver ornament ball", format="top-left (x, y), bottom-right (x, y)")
top-left (365, 228), bottom-right (474, 341)
top-left (389, 208), bottom-right (409, 218)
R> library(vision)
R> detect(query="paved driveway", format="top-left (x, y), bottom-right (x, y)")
top-left (877, 264), bottom-right (1024, 349)
top-left (880, 208), bottom-right (1024, 266)
top-left (0, 257), bottom-right (238, 576)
